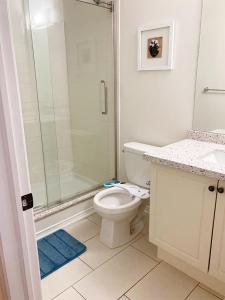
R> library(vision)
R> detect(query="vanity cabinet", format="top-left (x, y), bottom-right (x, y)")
top-left (149, 163), bottom-right (220, 274)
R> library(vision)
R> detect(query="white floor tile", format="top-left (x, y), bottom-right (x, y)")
top-left (131, 235), bottom-right (161, 262)
top-left (88, 213), bottom-right (102, 226)
top-left (54, 287), bottom-right (84, 300)
top-left (65, 219), bottom-right (100, 242)
top-left (74, 246), bottom-right (158, 300)
top-left (119, 296), bottom-right (130, 300)
top-left (80, 235), bottom-right (130, 269)
top-left (126, 262), bottom-right (198, 300)
top-left (187, 287), bottom-right (221, 300)
top-left (41, 259), bottom-right (91, 300)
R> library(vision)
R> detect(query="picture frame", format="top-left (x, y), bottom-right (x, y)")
top-left (137, 21), bottom-right (175, 71)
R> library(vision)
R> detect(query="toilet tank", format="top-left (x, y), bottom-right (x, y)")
top-left (124, 142), bottom-right (159, 188)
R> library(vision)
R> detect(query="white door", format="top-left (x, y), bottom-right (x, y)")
top-left (209, 180), bottom-right (225, 282)
top-left (149, 164), bottom-right (217, 272)
top-left (0, 1), bottom-right (42, 299)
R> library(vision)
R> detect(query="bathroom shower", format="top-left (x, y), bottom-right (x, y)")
top-left (24, 0), bottom-right (115, 210)
top-left (93, 0), bottom-right (112, 8)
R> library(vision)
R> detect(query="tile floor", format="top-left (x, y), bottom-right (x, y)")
top-left (41, 214), bottom-right (224, 300)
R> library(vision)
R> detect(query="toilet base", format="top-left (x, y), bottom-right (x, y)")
top-left (100, 217), bottom-right (144, 248)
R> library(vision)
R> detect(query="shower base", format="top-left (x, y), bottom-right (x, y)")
top-left (33, 171), bottom-right (98, 210)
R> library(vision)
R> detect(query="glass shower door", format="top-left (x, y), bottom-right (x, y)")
top-left (26, 0), bottom-right (115, 208)
top-left (62, 0), bottom-right (115, 200)
top-left (29, 0), bottom-right (63, 206)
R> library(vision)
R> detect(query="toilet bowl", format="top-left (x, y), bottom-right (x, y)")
top-left (94, 184), bottom-right (149, 248)
top-left (94, 186), bottom-right (142, 219)
top-left (94, 142), bottom-right (159, 248)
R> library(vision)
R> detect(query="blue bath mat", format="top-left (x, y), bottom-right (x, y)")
top-left (37, 229), bottom-right (87, 279)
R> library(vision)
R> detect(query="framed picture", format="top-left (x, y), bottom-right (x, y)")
top-left (138, 21), bottom-right (175, 71)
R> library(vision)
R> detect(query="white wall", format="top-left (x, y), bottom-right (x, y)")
top-left (118, 0), bottom-right (202, 178)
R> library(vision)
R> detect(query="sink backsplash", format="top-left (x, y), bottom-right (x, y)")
top-left (188, 130), bottom-right (225, 145)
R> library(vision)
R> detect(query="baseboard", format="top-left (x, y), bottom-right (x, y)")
top-left (36, 206), bottom-right (95, 240)
top-left (158, 248), bottom-right (225, 297)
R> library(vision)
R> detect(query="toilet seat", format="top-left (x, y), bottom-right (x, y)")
top-left (113, 183), bottom-right (150, 199)
top-left (94, 187), bottom-right (141, 215)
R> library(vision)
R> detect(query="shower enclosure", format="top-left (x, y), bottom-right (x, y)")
top-left (19, 0), bottom-right (115, 210)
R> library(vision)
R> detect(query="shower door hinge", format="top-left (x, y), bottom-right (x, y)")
top-left (21, 193), bottom-right (33, 211)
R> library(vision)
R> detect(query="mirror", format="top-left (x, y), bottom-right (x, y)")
top-left (193, 0), bottom-right (225, 134)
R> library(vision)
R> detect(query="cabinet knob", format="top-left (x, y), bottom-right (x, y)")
top-left (208, 186), bottom-right (215, 192)
top-left (217, 187), bottom-right (224, 194)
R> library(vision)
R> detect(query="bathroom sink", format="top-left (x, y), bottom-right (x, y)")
top-left (199, 150), bottom-right (225, 167)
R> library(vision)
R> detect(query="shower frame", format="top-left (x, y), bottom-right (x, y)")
top-left (76, 0), bottom-right (113, 11)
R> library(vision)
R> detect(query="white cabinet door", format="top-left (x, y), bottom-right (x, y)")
top-left (149, 164), bottom-right (217, 272)
top-left (210, 181), bottom-right (225, 282)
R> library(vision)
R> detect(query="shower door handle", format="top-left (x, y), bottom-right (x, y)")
top-left (100, 80), bottom-right (107, 115)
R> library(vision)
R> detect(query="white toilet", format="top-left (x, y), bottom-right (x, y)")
top-left (94, 142), bottom-right (159, 248)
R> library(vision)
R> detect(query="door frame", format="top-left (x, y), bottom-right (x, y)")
top-left (0, 0), bottom-right (42, 299)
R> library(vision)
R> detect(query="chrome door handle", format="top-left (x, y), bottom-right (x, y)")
top-left (100, 80), bottom-right (107, 115)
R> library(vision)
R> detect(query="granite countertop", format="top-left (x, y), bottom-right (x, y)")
top-left (144, 139), bottom-right (225, 180)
